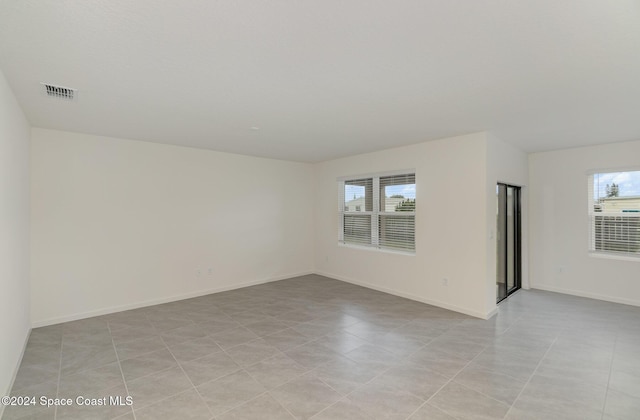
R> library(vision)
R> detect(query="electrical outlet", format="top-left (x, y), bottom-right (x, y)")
top-left (208, 268), bottom-right (212, 275)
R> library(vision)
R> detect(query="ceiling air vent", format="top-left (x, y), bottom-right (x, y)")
top-left (41, 83), bottom-right (76, 101)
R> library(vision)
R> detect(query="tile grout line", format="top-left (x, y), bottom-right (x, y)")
top-left (211, 327), bottom-right (397, 419)
top-left (160, 335), bottom-right (217, 420)
top-left (442, 381), bottom-right (513, 416)
top-left (494, 313), bottom-right (526, 338)
top-left (108, 321), bottom-right (138, 420)
top-left (53, 332), bottom-right (64, 420)
top-left (112, 341), bottom-right (167, 362)
top-left (445, 317), bottom-right (554, 388)
top-left (399, 315), bottom-right (532, 420)
top-left (402, 341), bottom-right (493, 420)
top-left (266, 334), bottom-right (391, 418)
top-left (166, 323), bottom-right (314, 418)
top-left (134, 330), bottom-right (299, 393)
top-left (310, 326), bottom-right (459, 420)
top-left (599, 324), bottom-right (619, 420)
top-left (129, 319), bottom-right (242, 384)
top-left (502, 336), bottom-right (558, 420)
top-left (215, 350), bottom-right (308, 420)
top-left (307, 359), bottom-right (397, 419)
top-left (210, 344), bottom-right (299, 419)
top-left (118, 362), bottom-right (176, 387)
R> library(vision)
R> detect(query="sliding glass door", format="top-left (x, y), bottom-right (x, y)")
top-left (496, 183), bottom-right (521, 303)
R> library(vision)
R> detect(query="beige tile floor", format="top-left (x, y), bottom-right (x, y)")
top-left (3, 274), bottom-right (640, 420)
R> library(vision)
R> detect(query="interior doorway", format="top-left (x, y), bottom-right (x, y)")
top-left (496, 183), bottom-right (521, 303)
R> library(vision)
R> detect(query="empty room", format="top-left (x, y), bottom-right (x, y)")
top-left (2, 1), bottom-right (640, 419)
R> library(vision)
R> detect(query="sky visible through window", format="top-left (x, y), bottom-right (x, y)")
top-left (345, 184), bottom-right (416, 202)
top-left (594, 171), bottom-right (640, 200)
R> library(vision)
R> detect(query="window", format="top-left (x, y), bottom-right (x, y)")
top-left (339, 172), bottom-right (416, 252)
top-left (588, 170), bottom-right (640, 258)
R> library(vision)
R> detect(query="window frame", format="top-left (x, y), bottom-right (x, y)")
top-left (338, 170), bottom-right (416, 254)
top-left (587, 168), bottom-right (640, 261)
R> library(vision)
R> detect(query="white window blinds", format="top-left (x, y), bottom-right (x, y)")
top-left (379, 174), bottom-right (415, 251)
top-left (588, 171), bottom-right (640, 257)
top-left (339, 172), bottom-right (415, 252)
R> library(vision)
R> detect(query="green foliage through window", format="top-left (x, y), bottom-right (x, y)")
top-left (395, 199), bottom-right (415, 212)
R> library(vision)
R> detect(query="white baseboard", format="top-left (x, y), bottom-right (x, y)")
top-left (32, 270), bottom-right (314, 328)
top-left (32, 269), bottom-right (506, 327)
top-left (315, 271), bottom-right (494, 319)
top-left (531, 283), bottom-right (640, 307)
top-left (485, 306), bottom-right (499, 320)
top-left (0, 326), bottom-right (31, 419)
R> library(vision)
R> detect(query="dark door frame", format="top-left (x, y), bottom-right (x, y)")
top-left (497, 183), bottom-right (522, 303)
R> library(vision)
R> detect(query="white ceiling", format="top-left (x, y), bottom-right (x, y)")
top-left (1, 1), bottom-right (639, 162)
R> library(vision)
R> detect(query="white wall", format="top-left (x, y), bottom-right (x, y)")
top-left (529, 140), bottom-right (640, 306)
top-left (31, 128), bottom-right (315, 325)
top-left (30, 128), bottom-right (529, 327)
top-left (486, 135), bottom-right (529, 314)
top-left (0, 70), bottom-right (31, 413)
top-left (314, 133), bottom-right (494, 318)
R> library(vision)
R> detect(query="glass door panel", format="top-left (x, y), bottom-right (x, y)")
top-left (497, 184), bottom-right (521, 303)
top-left (496, 185), bottom-right (507, 302)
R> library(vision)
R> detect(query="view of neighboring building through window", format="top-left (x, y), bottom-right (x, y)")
top-left (339, 173), bottom-right (416, 252)
top-left (589, 170), bottom-right (640, 257)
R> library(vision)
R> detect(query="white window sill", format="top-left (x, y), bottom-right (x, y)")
top-left (338, 242), bottom-right (415, 256)
top-left (589, 251), bottom-right (640, 263)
